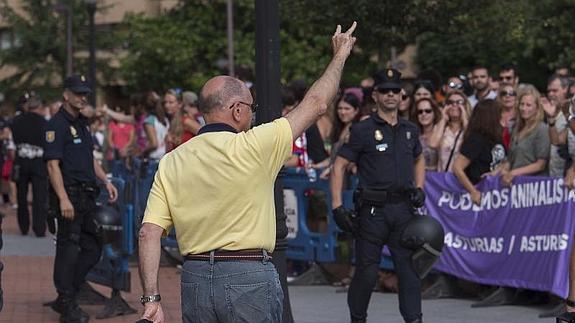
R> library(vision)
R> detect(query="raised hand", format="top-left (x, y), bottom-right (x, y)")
top-left (540, 96), bottom-right (557, 118)
top-left (332, 21), bottom-right (357, 59)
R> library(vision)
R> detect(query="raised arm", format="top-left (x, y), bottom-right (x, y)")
top-left (102, 104), bottom-right (136, 124)
top-left (428, 111), bottom-right (448, 149)
top-left (285, 22), bottom-right (357, 140)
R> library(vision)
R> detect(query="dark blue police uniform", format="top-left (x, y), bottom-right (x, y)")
top-left (11, 102), bottom-right (49, 237)
top-left (338, 112), bottom-right (423, 322)
top-left (43, 105), bottom-right (101, 308)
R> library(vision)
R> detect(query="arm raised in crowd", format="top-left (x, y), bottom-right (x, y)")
top-left (285, 22), bottom-right (357, 140)
top-left (102, 104), bottom-right (136, 124)
top-left (542, 98), bottom-right (567, 145)
top-left (428, 108), bottom-right (448, 149)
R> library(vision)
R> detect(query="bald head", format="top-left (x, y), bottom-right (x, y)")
top-left (199, 76), bottom-right (248, 114)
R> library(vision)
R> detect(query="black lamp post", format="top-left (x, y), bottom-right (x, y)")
top-left (85, 0), bottom-right (97, 107)
top-left (54, 3), bottom-right (73, 77)
top-left (255, 2), bottom-right (293, 322)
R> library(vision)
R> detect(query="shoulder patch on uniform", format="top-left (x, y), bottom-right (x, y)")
top-left (46, 131), bottom-right (55, 143)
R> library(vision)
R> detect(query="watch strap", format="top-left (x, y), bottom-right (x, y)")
top-left (140, 294), bottom-right (161, 305)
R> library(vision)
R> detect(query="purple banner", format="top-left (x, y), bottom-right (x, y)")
top-left (424, 172), bottom-right (575, 298)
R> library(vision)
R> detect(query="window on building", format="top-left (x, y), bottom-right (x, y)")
top-left (0, 29), bottom-right (21, 50)
top-left (0, 30), bottom-right (11, 50)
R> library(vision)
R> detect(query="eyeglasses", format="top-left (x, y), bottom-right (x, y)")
top-left (500, 90), bottom-right (517, 97)
top-left (448, 81), bottom-right (463, 90)
top-left (418, 109), bottom-right (433, 115)
top-left (229, 101), bottom-right (258, 113)
top-left (445, 99), bottom-right (465, 106)
top-left (402, 94), bottom-right (409, 101)
top-left (375, 88), bottom-right (401, 95)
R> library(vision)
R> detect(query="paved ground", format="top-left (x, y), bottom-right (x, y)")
top-left (0, 204), bottom-right (562, 322)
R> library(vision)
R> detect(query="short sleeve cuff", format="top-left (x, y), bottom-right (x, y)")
top-left (142, 216), bottom-right (172, 237)
top-left (337, 146), bottom-right (356, 163)
top-left (43, 152), bottom-right (62, 161)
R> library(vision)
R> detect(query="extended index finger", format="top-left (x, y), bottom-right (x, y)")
top-left (344, 21), bottom-right (357, 35)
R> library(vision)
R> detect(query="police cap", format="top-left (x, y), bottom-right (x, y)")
top-left (64, 74), bottom-right (91, 94)
top-left (373, 68), bottom-right (402, 91)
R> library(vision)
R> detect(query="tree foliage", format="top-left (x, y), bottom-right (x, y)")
top-left (119, 0), bottom-right (254, 92)
top-left (2, 0), bottom-right (574, 101)
top-left (0, 0), bottom-right (116, 102)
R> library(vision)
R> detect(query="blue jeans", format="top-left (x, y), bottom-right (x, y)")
top-left (181, 254), bottom-right (283, 323)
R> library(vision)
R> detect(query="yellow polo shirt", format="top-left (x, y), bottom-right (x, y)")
top-left (142, 118), bottom-right (293, 255)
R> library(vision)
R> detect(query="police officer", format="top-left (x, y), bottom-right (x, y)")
top-left (331, 68), bottom-right (426, 323)
top-left (44, 74), bottom-right (118, 323)
top-left (11, 93), bottom-right (49, 236)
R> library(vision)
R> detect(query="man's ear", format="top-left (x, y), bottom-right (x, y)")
top-left (231, 103), bottom-right (242, 122)
top-left (62, 90), bottom-right (69, 102)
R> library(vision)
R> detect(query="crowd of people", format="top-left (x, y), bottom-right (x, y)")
top-left (285, 64), bottom-right (575, 194)
top-left (3, 64), bottom-right (574, 212)
top-left (1, 28), bottom-right (575, 322)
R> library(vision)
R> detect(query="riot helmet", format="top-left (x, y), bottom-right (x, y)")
top-left (94, 205), bottom-right (123, 251)
top-left (400, 215), bottom-right (445, 279)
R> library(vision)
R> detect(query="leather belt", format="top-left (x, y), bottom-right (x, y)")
top-left (185, 249), bottom-right (272, 262)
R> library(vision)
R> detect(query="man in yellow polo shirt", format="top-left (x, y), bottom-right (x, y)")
top-left (138, 22), bottom-right (357, 323)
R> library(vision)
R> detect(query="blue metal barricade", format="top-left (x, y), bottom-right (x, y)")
top-left (283, 167), bottom-right (394, 270)
top-left (88, 177), bottom-right (134, 291)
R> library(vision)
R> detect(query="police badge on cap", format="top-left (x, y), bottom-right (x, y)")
top-left (373, 68), bottom-right (402, 90)
top-left (64, 74), bottom-right (91, 94)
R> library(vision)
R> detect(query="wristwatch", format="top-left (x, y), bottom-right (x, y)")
top-left (140, 294), bottom-right (161, 305)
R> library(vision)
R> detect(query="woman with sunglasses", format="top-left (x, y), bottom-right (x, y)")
top-left (452, 100), bottom-right (505, 205)
top-left (500, 85), bottom-right (550, 186)
top-left (411, 98), bottom-right (441, 171)
top-left (429, 90), bottom-right (471, 172)
top-left (497, 84), bottom-right (518, 150)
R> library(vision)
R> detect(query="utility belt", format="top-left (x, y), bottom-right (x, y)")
top-left (17, 144), bottom-right (43, 159)
top-left (184, 249), bottom-right (272, 262)
top-left (64, 181), bottom-right (100, 195)
top-left (354, 188), bottom-right (410, 207)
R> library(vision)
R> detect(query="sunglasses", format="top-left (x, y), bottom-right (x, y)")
top-left (500, 90), bottom-right (517, 97)
top-left (500, 76), bottom-right (514, 81)
top-left (448, 81), bottom-right (463, 90)
top-left (445, 99), bottom-right (465, 106)
top-left (402, 94), bottom-right (409, 101)
top-left (229, 101), bottom-right (258, 113)
top-left (375, 88), bottom-right (402, 95)
top-left (418, 109), bottom-right (433, 115)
